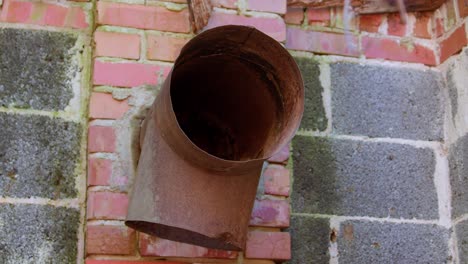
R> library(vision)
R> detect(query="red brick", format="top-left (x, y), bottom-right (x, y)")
top-left (86, 225), bottom-right (136, 255)
top-left (262, 165), bottom-right (290, 196)
top-left (284, 7), bottom-right (304, 25)
top-left (387, 13), bottom-right (407, 36)
top-left (439, 24), bottom-right (467, 63)
top-left (307, 8), bottom-right (330, 26)
top-left (250, 199), bottom-right (289, 227)
top-left (245, 231), bottom-right (290, 260)
top-left (0, 0), bottom-right (88, 28)
top-left (97, 2), bottom-right (190, 33)
top-left (88, 158), bottom-right (112, 186)
top-left (88, 126), bottom-right (116, 153)
top-left (212, 0), bottom-right (237, 9)
top-left (267, 143), bottom-right (289, 163)
top-left (87, 191), bottom-right (129, 220)
top-left (95, 31), bottom-right (140, 59)
top-left (413, 12), bottom-right (433, 39)
top-left (359, 14), bottom-right (384, 33)
top-left (362, 36), bottom-right (437, 65)
top-left (205, 12), bottom-right (286, 42)
top-left (147, 34), bottom-right (189, 62)
top-left (89, 92), bottom-right (130, 120)
top-left (247, 0), bottom-right (286, 14)
top-left (139, 233), bottom-right (238, 258)
top-left (286, 27), bottom-right (359, 57)
top-left (93, 60), bottom-right (170, 87)
top-left (86, 261), bottom-right (183, 264)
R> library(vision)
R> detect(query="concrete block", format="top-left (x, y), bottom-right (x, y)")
top-left (456, 219), bottom-right (468, 263)
top-left (291, 135), bottom-right (438, 219)
top-left (449, 134), bottom-right (468, 218)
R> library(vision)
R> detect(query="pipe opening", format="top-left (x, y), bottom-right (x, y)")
top-left (171, 54), bottom-right (283, 161)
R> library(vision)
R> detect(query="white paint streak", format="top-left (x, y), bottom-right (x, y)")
top-left (319, 62), bottom-right (332, 135)
top-left (0, 197), bottom-right (79, 208)
top-left (433, 144), bottom-right (452, 228)
top-left (291, 213), bottom-right (439, 225)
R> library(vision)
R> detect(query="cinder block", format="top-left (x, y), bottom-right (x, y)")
top-left (455, 219), bottom-right (468, 263)
top-left (449, 134), bottom-right (468, 218)
top-left (331, 62), bottom-right (444, 140)
top-left (337, 220), bottom-right (450, 263)
top-left (0, 28), bottom-right (78, 111)
top-left (0, 113), bottom-right (82, 198)
top-left (0, 204), bottom-right (79, 264)
top-left (291, 135), bottom-right (438, 219)
top-left (293, 56), bottom-right (327, 131)
top-left (287, 215), bottom-right (330, 264)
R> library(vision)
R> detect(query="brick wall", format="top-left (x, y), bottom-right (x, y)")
top-left (0, 0), bottom-right (467, 263)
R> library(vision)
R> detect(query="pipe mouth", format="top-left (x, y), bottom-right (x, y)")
top-left (125, 221), bottom-right (242, 251)
top-left (167, 25), bottom-right (304, 163)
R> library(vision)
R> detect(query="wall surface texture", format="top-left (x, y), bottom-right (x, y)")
top-left (0, 0), bottom-right (467, 263)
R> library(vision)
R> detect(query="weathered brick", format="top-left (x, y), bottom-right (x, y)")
top-left (287, 216), bottom-right (330, 264)
top-left (331, 62), bottom-right (444, 140)
top-left (456, 219), bottom-right (468, 263)
top-left (284, 7), bottom-right (304, 25)
top-left (93, 60), bottom-right (170, 87)
top-left (205, 12), bottom-right (286, 42)
top-left (250, 198), bottom-right (289, 227)
top-left (88, 125), bottom-right (116, 153)
top-left (86, 225), bottom-right (136, 255)
top-left (212, 0), bottom-right (237, 9)
top-left (439, 24), bottom-right (467, 63)
top-left (286, 27), bottom-right (359, 57)
top-left (88, 158), bottom-right (112, 186)
top-left (146, 34), bottom-right (189, 62)
top-left (362, 36), bottom-right (437, 65)
top-left (97, 2), bottom-right (190, 33)
top-left (89, 92), bottom-right (130, 120)
top-left (359, 14), bottom-right (384, 33)
top-left (95, 31), bottom-right (140, 59)
top-left (337, 220), bottom-right (450, 263)
top-left (0, 204), bottom-right (79, 264)
top-left (0, 28), bottom-right (78, 111)
top-left (139, 233), bottom-right (237, 258)
top-left (307, 8), bottom-right (330, 25)
top-left (247, 0), bottom-right (286, 14)
top-left (331, 7), bottom-right (358, 30)
top-left (87, 191), bottom-right (129, 220)
top-left (263, 165), bottom-right (290, 196)
top-left (413, 12), bottom-right (433, 39)
top-left (267, 143), bottom-right (290, 164)
top-left (0, 0), bottom-right (88, 28)
top-left (0, 113), bottom-right (81, 199)
top-left (387, 13), bottom-right (407, 36)
top-left (292, 135), bottom-right (438, 219)
top-left (449, 134), bottom-right (468, 218)
top-left (86, 261), bottom-right (184, 264)
top-left (245, 231), bottom-right (290, 260)
top-left (293, 56), bottom-right (327, 131)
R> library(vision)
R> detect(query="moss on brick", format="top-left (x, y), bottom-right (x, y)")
top-left (0, 28), bottom-right (78, 111)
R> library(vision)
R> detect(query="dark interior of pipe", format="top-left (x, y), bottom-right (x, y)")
top-left (171, 54), bottom-right (282, 161)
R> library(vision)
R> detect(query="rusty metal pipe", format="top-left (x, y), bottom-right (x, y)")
top-left (126, 25), bottom-right (304, 251)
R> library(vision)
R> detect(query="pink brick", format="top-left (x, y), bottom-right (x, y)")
top-left (286, 27), bottom-right (359, 57)
top-left (88, 158), bottom-right (112, 186)
top-left (439, 24), bottom-right (467, 63)
top-left (387, 13), bottom-right (407, 36)
top-left (139, 233), bottom-right (238, 258)
top-left (88, 126), bottom-right (116, 153)
top-left (87, 191), bottom-right (129, 220)
top-left (0, 0), bottom-right (32, 23)
top-left (147, 34), bottom-right (189, 62)
top-left (86, 225), bottom-right (136, 255)
top-left (95, 31), bottom-right (140, 59)
top-left (93, 60), bottom-right (170, 87)
top-left (307, 8), bottom-right (330, 26)
top-left (363, 36), bottom-right (436, 65)
top-left (212, 0), bottom-right (237, 9)
top-left (250, 199), bottom-right (289, 227)
top-left (43, 4), bottom-right (67, 26)
top-left (359, 14), bottom-right (384, 33)
top-left (97, 2), bottom-right (190, 33)
top-left (89, 92), bottom-right (130, 120)
top-left (263, 165), bottom-right (290, 196)
top-left (247, 0), bottom-right (286, 14)
top-left (245, 231), bottom-right (290, 260)
top-left (206, 12), bottom-right (286, 42)
top-left (67, 6), bottom-right (88, 29)
top-left (284, 7), bottom-right (304, 25)
top-left (86, 260), bottom-right (184, 264)
top-left (268, 143), bottom-right (290, 163)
